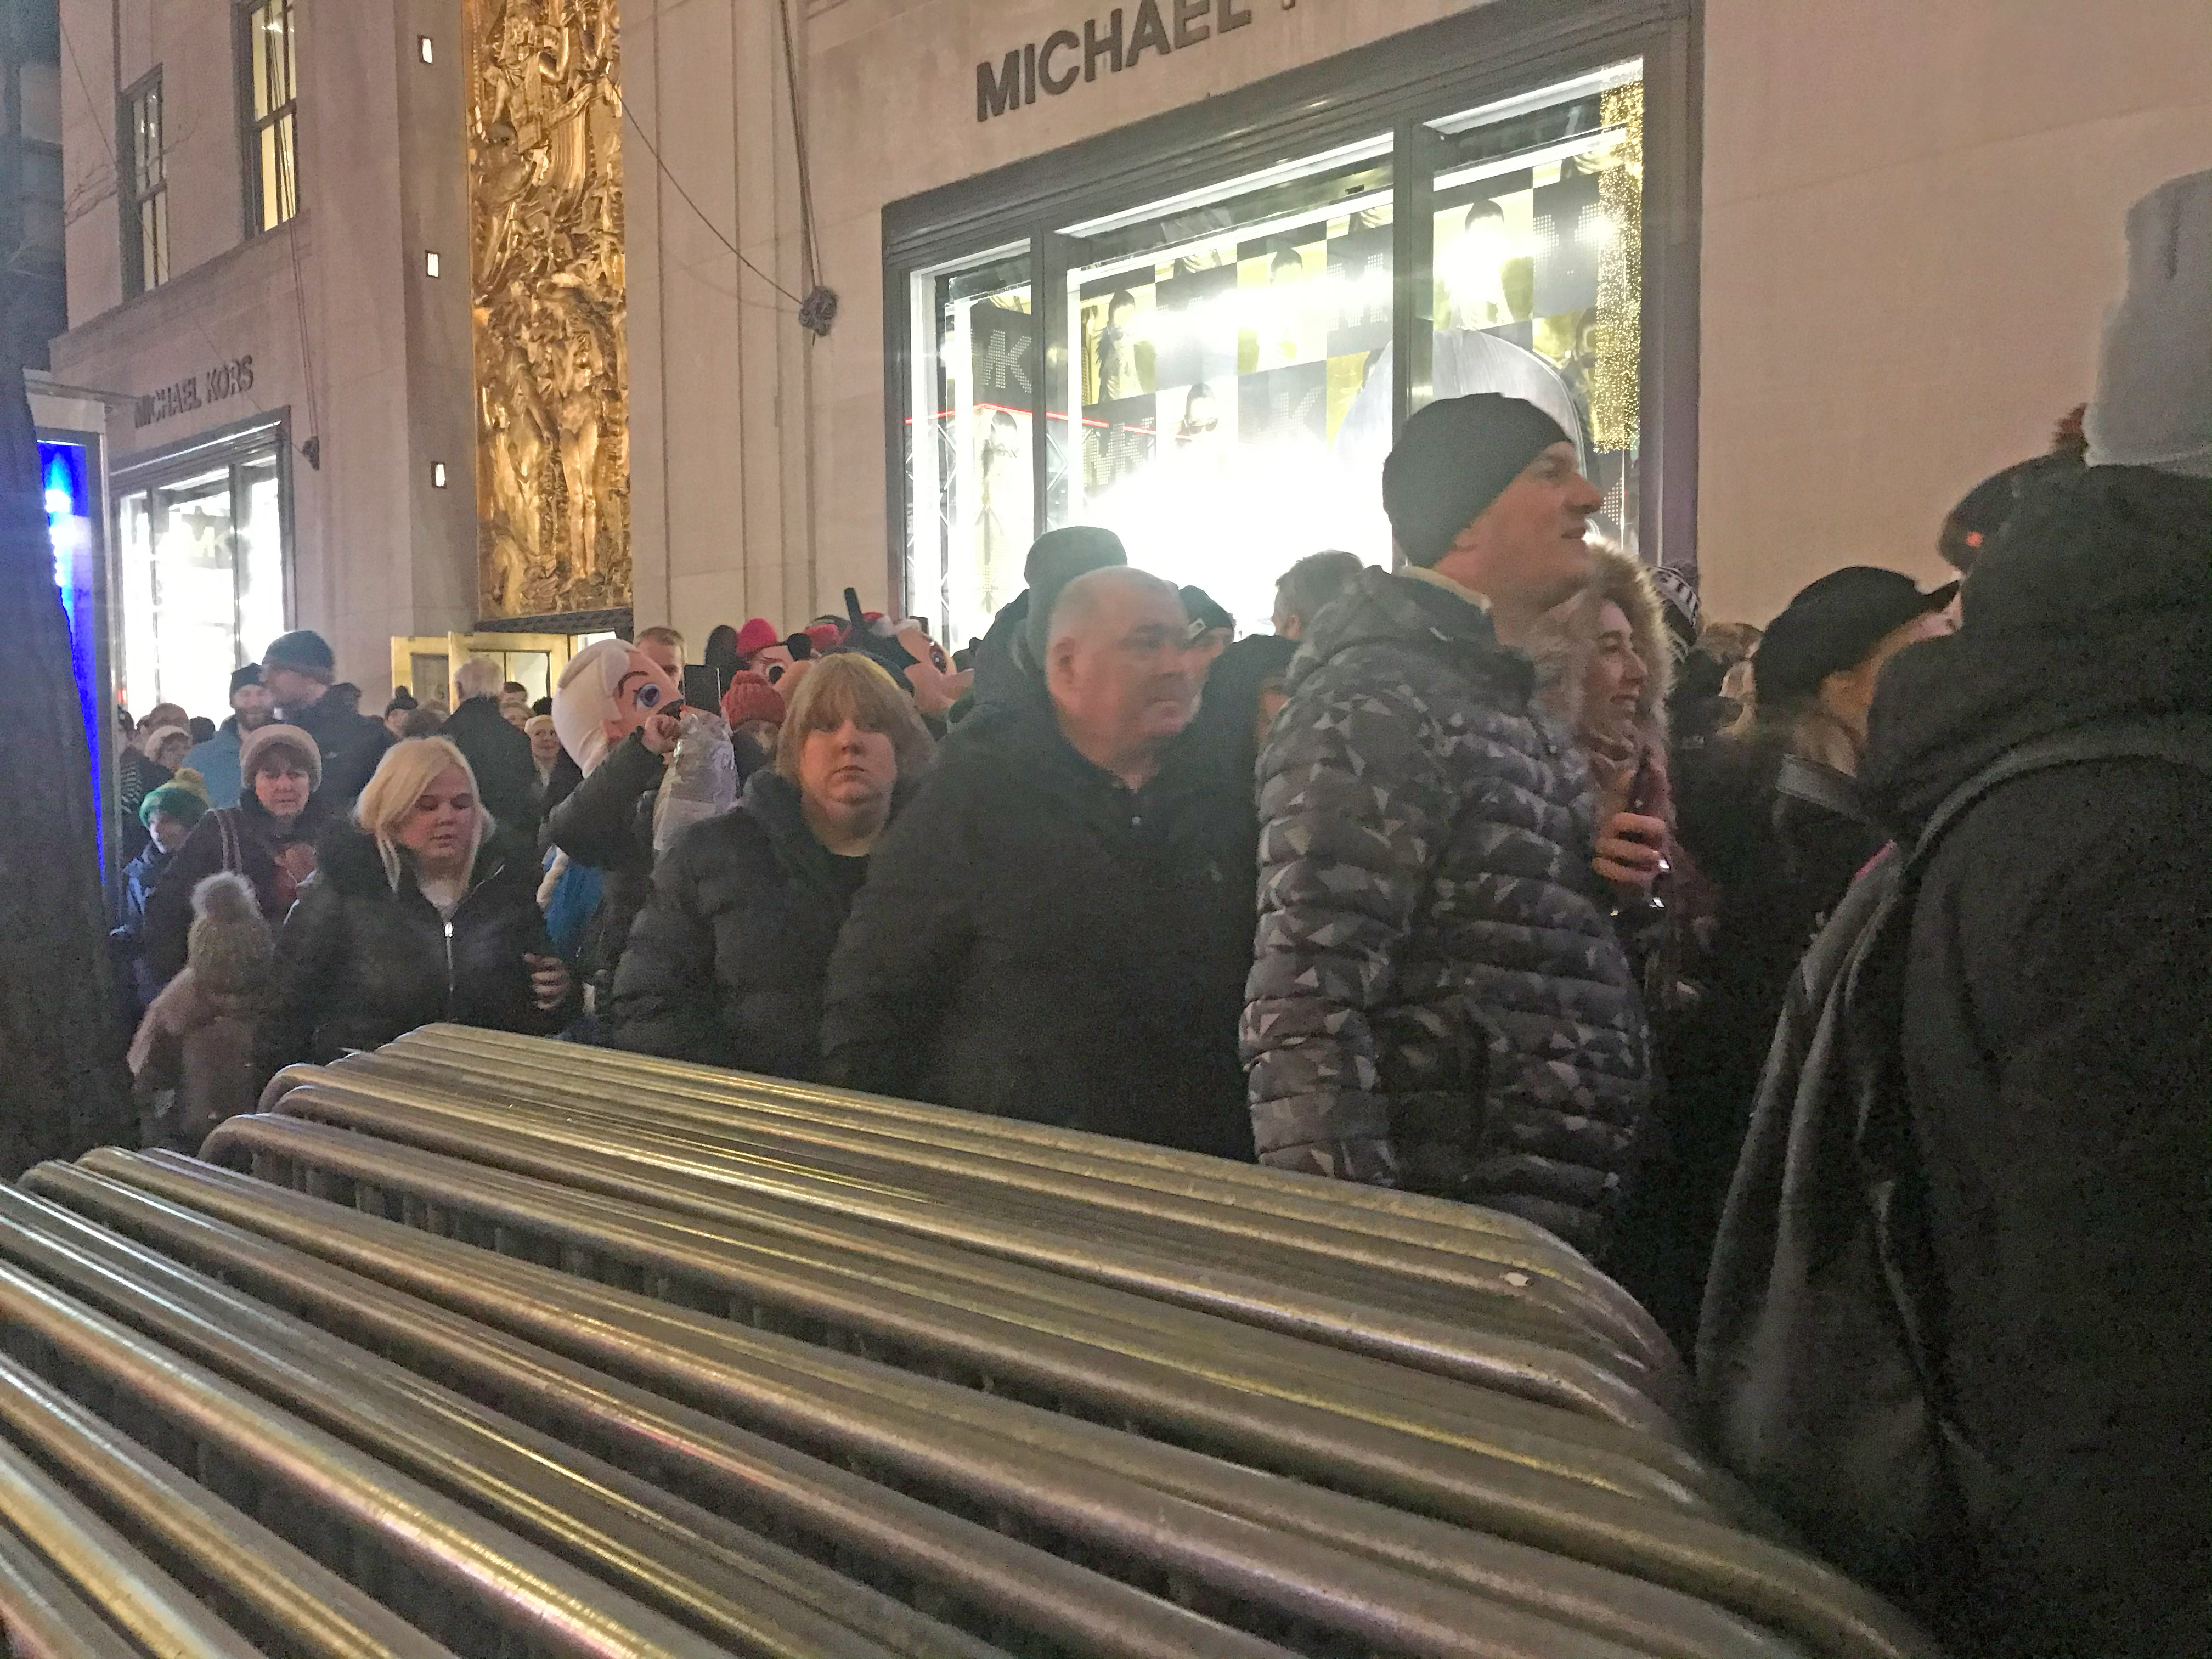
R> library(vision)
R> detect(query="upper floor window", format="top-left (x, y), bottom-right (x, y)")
top-left (241, 0), bottom-right (298, 232)
top-left (122, 72), bottom-right (168, 294)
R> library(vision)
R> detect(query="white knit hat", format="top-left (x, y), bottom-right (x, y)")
top-left (2084, 167), bottom-right (2212, 477)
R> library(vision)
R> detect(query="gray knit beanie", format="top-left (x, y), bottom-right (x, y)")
top-left (2084, 168), bottom-right (2212, 477)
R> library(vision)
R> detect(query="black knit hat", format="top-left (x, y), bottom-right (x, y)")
top-left (1383, 394), bottom-right (1570, 567)
top-left (228, 663), bottom-right (263, 696)
top-left (1022, 527), bottom-right (1128, 669)
top-left (262, 629), bottom-right (336, 681)
top-left (1180, 585), bottom-right (1234, 639)
top-left (1754, 568), bottom-right (1958, 708)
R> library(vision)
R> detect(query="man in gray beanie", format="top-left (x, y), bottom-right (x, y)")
top-left (1243, 393), bottom-right (1659, 1261)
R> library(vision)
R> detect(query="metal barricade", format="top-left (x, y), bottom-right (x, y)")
top-left (0, 1027), bottom-right (1946, 1659)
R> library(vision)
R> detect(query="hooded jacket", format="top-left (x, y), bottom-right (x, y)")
top-left (609, 769), bottom-right (893, 1079)
top-left (820, 681), bottom-right (1255, 1161)
top-left (256, 821), bottom-right (572, 1073)
top-left (1846, 464), bottom-right (2212, 1659)
top-left (1242, 567), bottom-right (1654, 1258)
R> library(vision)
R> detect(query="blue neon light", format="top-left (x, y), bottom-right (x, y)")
top-left (39, 439), bottom-right (102, 862)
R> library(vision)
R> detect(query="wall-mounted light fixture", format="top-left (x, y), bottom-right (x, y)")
top-left (425, 250), bottom-right (441, 278)
top-left (418, 36), bottom-right (435, 63)
top-left (432, 462), bottom-right (449, 488)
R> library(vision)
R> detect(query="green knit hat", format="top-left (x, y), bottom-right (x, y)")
top-left (139, 770), bottom-right (212, 831)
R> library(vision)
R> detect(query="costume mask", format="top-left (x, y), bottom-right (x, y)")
top-left (552, 639), bottom-right (680, 774)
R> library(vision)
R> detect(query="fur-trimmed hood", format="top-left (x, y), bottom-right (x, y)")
top-left (1524, 543), bottom-right (1674, 751)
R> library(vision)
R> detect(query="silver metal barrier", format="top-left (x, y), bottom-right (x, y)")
top-left (0, 1025), bottom-right (1946, 1659)
top-left (257, 1066), bottom-right (1685, 1421)
top-left (43, 1152), bottom-right (1802, 1659)
top-left (188, 1107), bottom-right (1929, 1659)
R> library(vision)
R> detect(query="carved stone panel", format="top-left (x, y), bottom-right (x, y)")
top-left (466, 0), bottom-right (630, 618)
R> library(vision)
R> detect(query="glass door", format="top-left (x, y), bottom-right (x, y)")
top-left (114, 434), bottom-right (289, 718)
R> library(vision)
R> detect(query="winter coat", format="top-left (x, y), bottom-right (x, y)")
top-left (821, 684), bottom-right (1256, 1161)
top-left (109, 840), bottom-right (174, 1011)
top-left (1242, 566), bottom-right (1654, 1259)
top-left (128, 872), bottom-right (272, 1148)
top-left (115, 748), bottom-right (172, 864)
top-left (609, 769), bottom-right (887, 1079)
top-left (183, 721), bottom-right (245, 809)
top-left (442, 694), bottom-right (539, 840)
top-left (143, 791), bottom-right (335, 982)
top-left (1636, 733), bottom-right (1888, 1345)
top-left (1844, 464), bottom-right (2212, 1659)
top-left (257, 822), bottom-right (573, 1073)
top-left (282, 684), bottom-right (394, 806)
top-left (965, 592), bottom-right (1030, 713)
top-left (544, 729), bottom-right (665, 1001)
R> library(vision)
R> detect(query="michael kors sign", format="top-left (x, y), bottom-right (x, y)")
top-left (977, 0), bottom-right (1260, 122)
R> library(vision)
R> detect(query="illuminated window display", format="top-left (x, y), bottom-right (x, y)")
top-left (116, 431), bottom-right (288, 718)
top-left (894, 35), bottom-right (1686, 650)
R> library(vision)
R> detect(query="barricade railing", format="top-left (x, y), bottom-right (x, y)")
top-left (0, 1026), bottom-right (1946, 1659)
top-left (24, 1155), bottom-right (1692, 1659)
top-left (190, 1104), bottom-right (1928, 1659)
top-left (262, 1060), bottom-right (1683, 1422)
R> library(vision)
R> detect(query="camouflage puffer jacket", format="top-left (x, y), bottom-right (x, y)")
top-left (1241, 567), bottom-right (1655, 1259)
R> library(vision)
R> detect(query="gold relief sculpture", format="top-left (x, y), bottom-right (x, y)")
top-left (467, 0), bottom-right (630, 617)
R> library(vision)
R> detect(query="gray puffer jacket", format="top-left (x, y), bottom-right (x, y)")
top-left (1241, 567), bottom-right (1655, 1259)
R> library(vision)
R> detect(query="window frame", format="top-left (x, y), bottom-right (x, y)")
top-left (236, 0), bottom-right (301, 236)
top-left (882, 0), bottom-right (1700, 616)
top-left (119, 68), bottom-right (168, 296)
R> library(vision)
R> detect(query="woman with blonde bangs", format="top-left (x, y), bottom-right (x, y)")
top-left (610, 653), bottom-right (933, 1077)
top-left (257, 737), bottom-right (575, 1073)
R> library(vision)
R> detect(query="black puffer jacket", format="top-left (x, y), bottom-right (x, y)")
top-left (1242, 567), bottom-right (1653, 1259)
top-left (544, 730), bottom-right (665, 1000)
top-left (442, 695), bottom-right (539, 840)
top-left (1846, 465), bottom-right (2212, 1659)
top-left (609, 770), bottom-right (885, 1079)
top-left (821, 682), bottom-right (1254, 1160)
top-left (257, 822), bottom-right (571, 1072)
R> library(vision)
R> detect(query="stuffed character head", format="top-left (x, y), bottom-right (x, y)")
top-left (552, 638), bottom-right (679, 774)
top-left (834, 588), bottom-right (972, 718)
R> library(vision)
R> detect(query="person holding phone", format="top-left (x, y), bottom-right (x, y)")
top-left (545, 637), bottom-right (685, 1014)
top-left (256, 738), bottom-right (575, 1074)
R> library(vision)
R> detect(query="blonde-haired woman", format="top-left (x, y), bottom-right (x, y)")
top-left (609, 653), bottom-right (932, 1077)
top-left (257, 736), bottom-right (574, 1074)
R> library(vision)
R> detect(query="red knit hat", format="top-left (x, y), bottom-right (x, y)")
top-left (719, 670), bottom-right (786, 729)
top-left (735, 617), bottom-right (780, 657)
top-left (803, 622), bottom-right (842, 654)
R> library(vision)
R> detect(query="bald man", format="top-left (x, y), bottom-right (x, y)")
top-left (821, 567), bottom-right (1255, 1159)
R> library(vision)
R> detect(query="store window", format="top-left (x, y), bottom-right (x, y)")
top-left (907, 249), bottom-right (1033, 641)
top-left (1056, 140), bottom-right (1397, 640)
top-left (1428, 65), bottom-right (1645, 554)
top-left (241, 0), bottom-right (300, 233)
top-left (891, 16), bottom-right (1685, 647)
top-left (122, 71), bottom-right (168, 295)
top-left (116, 430), bottom-right (289, 719)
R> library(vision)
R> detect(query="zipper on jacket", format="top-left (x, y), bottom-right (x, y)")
top-left (442, 918), bottom-right (456, 1019)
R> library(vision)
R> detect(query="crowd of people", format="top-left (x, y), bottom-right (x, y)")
top-left (98, 167), bottom-right (2208, 1658)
